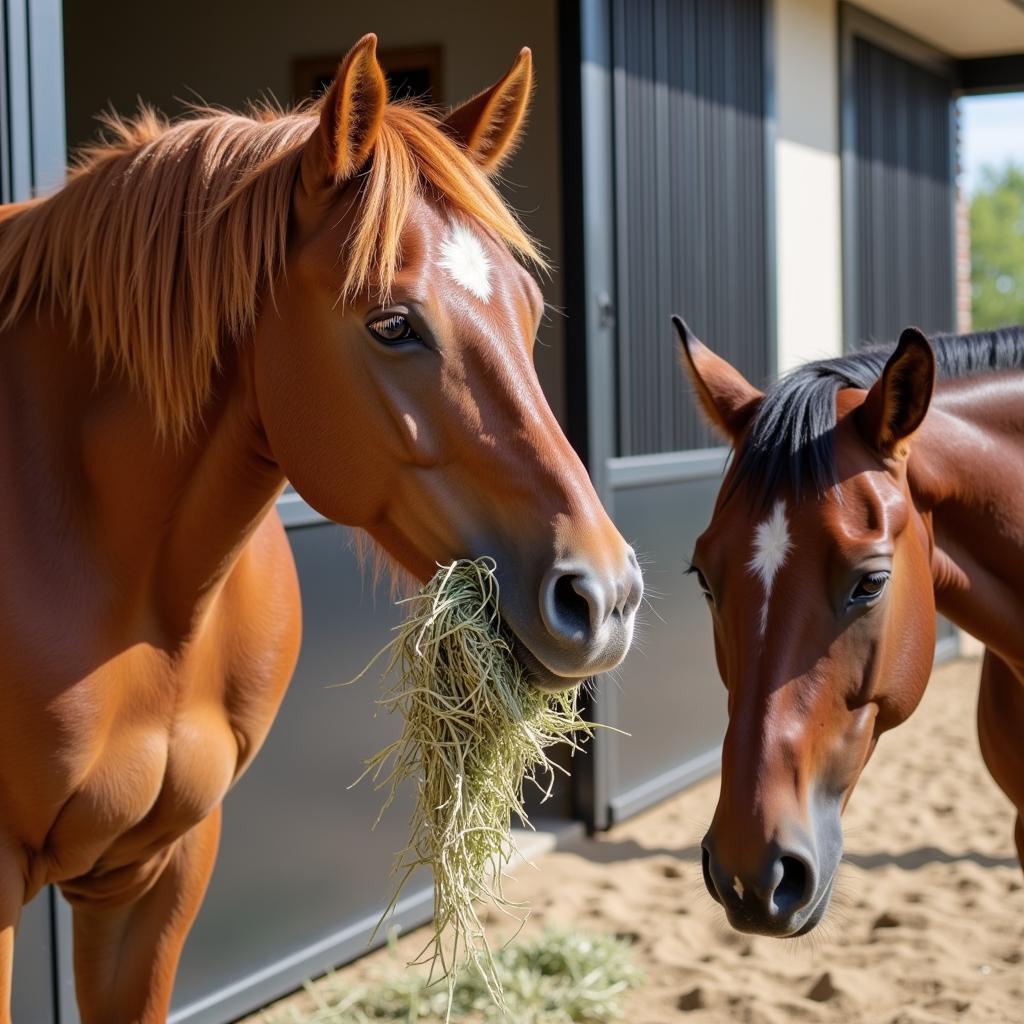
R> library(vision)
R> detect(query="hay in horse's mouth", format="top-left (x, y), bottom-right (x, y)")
top-left (355, 557), bottom-right (593, 1007)
top-left (507, 632), bottom-right (588, 692)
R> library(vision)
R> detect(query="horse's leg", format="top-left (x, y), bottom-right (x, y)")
top-left (977, 649), bottom-right (1024, 870)
top-left (0, 837), bottom-right (24, 1024)
top-left (68, 807), bottom-right (222, 1024)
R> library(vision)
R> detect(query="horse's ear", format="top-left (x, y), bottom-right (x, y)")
top-left (672, 316), bottom-right (763, 440)
top-left (442, 47), bottom-right (532, 173)
top-left (858, 327), bottom-right (935, 458)
top-left (301, 33), bottom-right (388, 193)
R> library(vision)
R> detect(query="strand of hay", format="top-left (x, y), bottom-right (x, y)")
top-left (355, 557), bottom-right (594, 1010)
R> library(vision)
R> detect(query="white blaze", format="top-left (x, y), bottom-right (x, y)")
top-left (747, 499), bottom-right (792, 637)
top-left (439, 222), bottom-right (492, 301)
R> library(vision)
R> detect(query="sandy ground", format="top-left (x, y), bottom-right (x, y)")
top-left (248, 656), bottom-right (1024, 1023)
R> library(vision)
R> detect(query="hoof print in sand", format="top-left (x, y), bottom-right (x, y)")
top-left (677, 986), bottom-right (708, 1011)
top-left (806, 972), bottom-right (840, 1002)
top-left (873, 911), bottom-right (902, 930)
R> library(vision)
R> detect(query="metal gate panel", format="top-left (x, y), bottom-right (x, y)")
top-left (166, 520), bottom-right (434, 1024)
top-left (599, 451), bottom-right (728, 824)
top-left (11, 892), bottom-right (57, 1024)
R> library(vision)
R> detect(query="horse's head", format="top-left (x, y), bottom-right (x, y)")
top-left (674, 318), bottom-right (937, 935)
top-left (254, 35), bottom-right (641, 689)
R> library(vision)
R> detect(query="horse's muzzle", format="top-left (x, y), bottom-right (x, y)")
top-left (533, 549), bottom-right (643, 679)
top-left (701, 806), bottom-right (843, 937)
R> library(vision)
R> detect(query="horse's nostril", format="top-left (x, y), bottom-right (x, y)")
top-left (774, 855), bottom-right (810, 913)
top-left (701, 846), bottom-right (721, 904)
top-left (552, 574), bottom-right (591, 639)
top-left (537, 560), bottom-right (640, 667)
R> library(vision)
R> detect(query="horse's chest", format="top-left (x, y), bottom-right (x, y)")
top-left (24, 649), bottom-right (246, 888)
top-left (0, 527), bottom-right (301, 896)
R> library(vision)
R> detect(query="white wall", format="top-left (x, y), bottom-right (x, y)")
top-left (773, 0), bottom-right (844, 370)
top-left (63, 0), bottom-right (566, 421)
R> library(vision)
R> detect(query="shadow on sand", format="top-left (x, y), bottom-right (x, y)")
top-left (559, 836), bottom-right (1018, 873)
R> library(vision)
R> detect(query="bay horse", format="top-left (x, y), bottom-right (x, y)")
top-left (0, 35), bottom-right (643, 1023)
top-left (673, 316), bottom-right (1024, 938)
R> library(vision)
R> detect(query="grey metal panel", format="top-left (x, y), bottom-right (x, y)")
top-left (611, 0), bottom-right (769, 456)
top-left (3, 0), bottom-right (33, 199)
top-left (578, 0), bottom-right (619, 501)
top-left (0, 0), bottom-right (66, 203)
top-left (167, 522), bottom-right (433, 1024)
top-left (600, 456), bottom-right (727, 824)
top-left (840, 4), bottom-right (956, 347)
top-left (11, 891), bottom-right (57, 1024)
top-left (275, 486), bottom-right (327, 529)
top-left (26, 0), bottom-right (66, 194)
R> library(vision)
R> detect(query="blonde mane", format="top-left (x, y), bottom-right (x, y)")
top-left (0, 100), bottom-right (541, 435)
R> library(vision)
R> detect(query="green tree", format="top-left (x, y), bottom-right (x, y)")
top-left (971, 161), bottom-right (1024, 330)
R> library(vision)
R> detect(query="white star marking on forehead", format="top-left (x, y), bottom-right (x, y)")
top-left (438, 222), bottom-right (492, 301)
top-left (747, 499), bottom-right (792, 637)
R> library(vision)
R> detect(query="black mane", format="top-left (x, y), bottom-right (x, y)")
top-left (733, 326), bottom-right (1024, 505)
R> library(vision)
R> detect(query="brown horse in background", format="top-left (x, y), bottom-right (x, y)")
top-left (674, 316), bottom-right (1024, 938)
top-left (0, 36), bottom-right (642, 1022)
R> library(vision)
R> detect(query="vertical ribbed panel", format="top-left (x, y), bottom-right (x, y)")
top-left (612, 0), bottom-right (768, 456)
top-left (852, 36), bottom-right (954, 343)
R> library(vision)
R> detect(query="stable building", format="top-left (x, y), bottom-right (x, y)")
top-left (5, 1), bottom-right (1024, 1020)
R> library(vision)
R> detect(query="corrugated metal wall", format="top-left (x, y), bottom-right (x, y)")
top-left (575, 0), bottom-right (769, 828)
top-left (850, 35), bottom-right (955, 343)
top-left (612, 0), bottom-right (769, 456)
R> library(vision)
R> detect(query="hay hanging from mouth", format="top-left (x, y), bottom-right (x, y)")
top-left (357, 557), bottom-right (593, 1006)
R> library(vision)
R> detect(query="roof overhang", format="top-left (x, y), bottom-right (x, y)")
top-left (849, 0), bottom-right (1024, 59)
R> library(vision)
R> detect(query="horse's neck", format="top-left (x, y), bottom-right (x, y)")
top-left (1, 313), bottom-right (285, 638)
top-left (911, 370), bottom-right (1024, 660)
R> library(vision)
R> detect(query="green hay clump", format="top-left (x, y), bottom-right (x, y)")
top-left (358, 558), bottom-right (594, 1003)
top-left (258, 927), bottom-right (642, 1024)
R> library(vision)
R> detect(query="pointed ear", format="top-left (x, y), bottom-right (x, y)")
top-left (300, 33), bottom-right (388, 194)
top-left (672, 316), bottom-right (763, 440)
top-left (442, 47), bottom-right (532, 173)
top-left (858, 327), bottom-right (935, 458)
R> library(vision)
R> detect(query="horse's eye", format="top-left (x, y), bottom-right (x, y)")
top-left (688, 565), bottom-right (714, 604)
top-left (850, 570), bottom-right (890, 605)
top-left (367, 312), bottom-right (421, 346)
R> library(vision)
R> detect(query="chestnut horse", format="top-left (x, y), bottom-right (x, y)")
top-left (0, 36), bottom-right (642, 1022)
top-left (674, 317), bottom-right (1024, 938)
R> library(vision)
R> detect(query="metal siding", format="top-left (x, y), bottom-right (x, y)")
top-left (168, 523), bottom-right (434, 1024)
top-left (851, 35), bottom-right (955, 344)
top-left (11, 892), bottom-right (57, 1024)
top-left (612, 0), bottom-right (768, 456)
top-left (842, 12), bottom-right (959, 654)
top-left (602, 458), bottom-right (728, 823)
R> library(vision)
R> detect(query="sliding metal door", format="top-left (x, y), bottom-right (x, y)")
top-left (570, 0), bottom-right (773, 828)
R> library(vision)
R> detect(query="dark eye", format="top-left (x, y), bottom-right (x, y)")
top-left (367, 312), bottom-right (422, 346)
top-left (849, 570), bottom-right (890, 605)
top-left (688, 565), bottom-right (714, 604)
